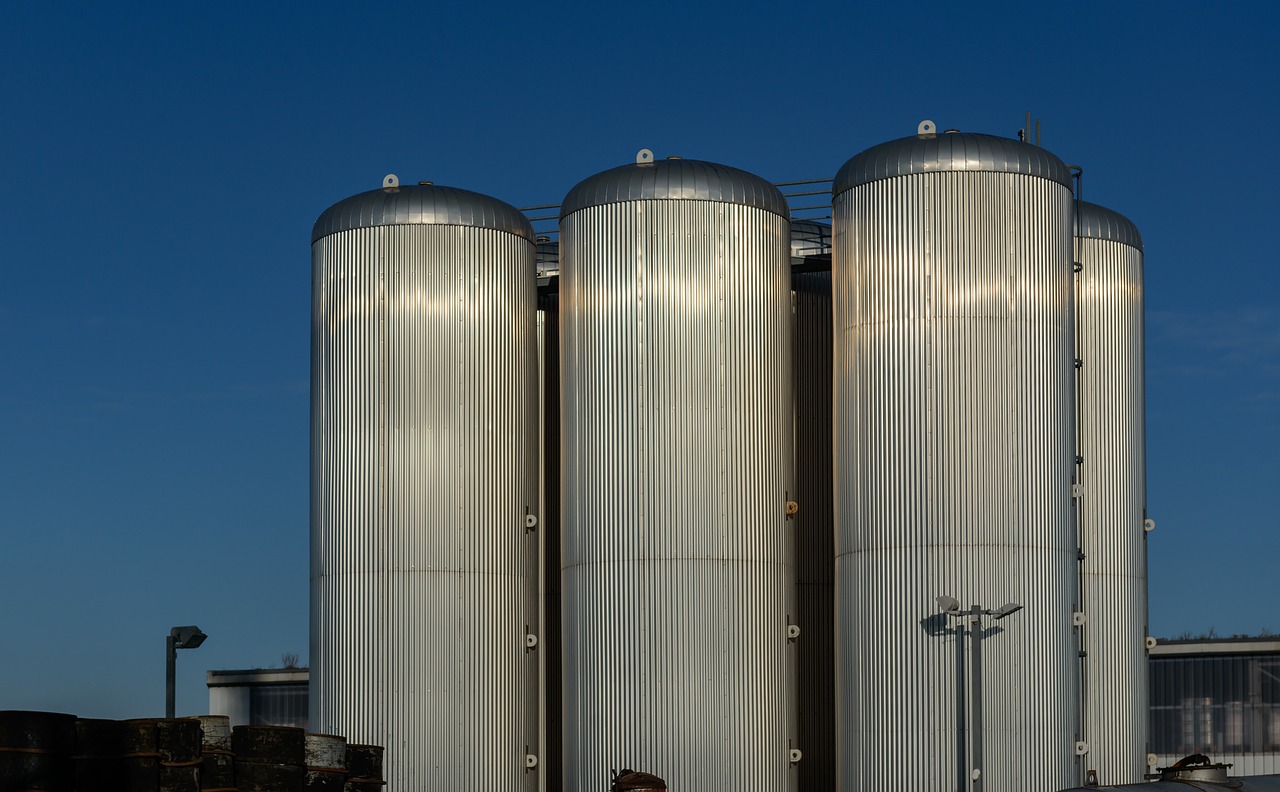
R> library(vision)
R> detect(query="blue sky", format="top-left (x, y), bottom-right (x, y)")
top-left (1, 3), bottom-right (1277, 719)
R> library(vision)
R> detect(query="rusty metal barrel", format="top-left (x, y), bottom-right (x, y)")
top-left (0, 710), bottom-right (76, 791)
top-left (75, 718), bottom-right (202, 792)
top-left (343, 744), bottom-right (385, 792)
top-left (303, 733), bottom-right (347, 792)
top-left (188, 716), bottom-right (234, 792)
top-left (232, 725), bottom-right (305, 792)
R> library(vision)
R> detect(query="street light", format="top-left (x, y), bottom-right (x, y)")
top-left (166, 625), bottom-right (207, 718)
top-left (935, 597), bottom-right (1023, 792)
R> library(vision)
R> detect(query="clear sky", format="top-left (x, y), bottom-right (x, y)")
top-left (1, 3), bottom-right (1277, 720)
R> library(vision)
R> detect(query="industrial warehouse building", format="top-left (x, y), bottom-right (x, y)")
top-left (303, 121), bottom-right (1151, 792)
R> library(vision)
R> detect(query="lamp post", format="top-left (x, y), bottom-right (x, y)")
top-left (166, 625), bottom-right (207, 718)
top-left (935, 597), bottom-right (1023, 792)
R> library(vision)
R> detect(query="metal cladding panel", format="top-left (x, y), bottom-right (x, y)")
top-left (559, 200), bottom-right (796, 792)
top-left (832, 171), bottom-right (1079, 792)
top-left (834, 132), bottom-right (1074, 194)
top-left (536, 303), bottom-right (563, 792)
top-left (1076, 219), bottom-right (1147, 784)
top-left (793, 269), bottom-right (835, 791)
top-left (310, 223), bottom-right (538, 792)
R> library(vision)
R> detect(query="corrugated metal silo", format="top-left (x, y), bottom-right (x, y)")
top-left (832, 125), bottom-right (1080, 791)
top-left (535, 235), bottom-right (563, 792)
top-left (1075, 201), bottom-right (1147, 784)
top-left (558, 155), bottom-right (797, 792)
top-left (310, 177), bottom-right (539, 792)
top-left (790, 219), bottom-right (836, 792)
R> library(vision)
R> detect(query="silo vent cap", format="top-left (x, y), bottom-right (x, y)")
top-left (418, 180), bottom-right (433, 186)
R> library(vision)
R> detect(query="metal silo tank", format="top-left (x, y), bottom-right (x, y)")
top-left (790, 219), bottom-right (836, 792)
top-left (1075, 201), bottom-right (1147, 785)
top-left (559, 154), bottom-right (797, 792)
top-left (534, 236), bottom-right (562, 792)
top-left (832, 124), bottom-right (1080, 792)
top-left (310, 176), bottom-right (539, 792)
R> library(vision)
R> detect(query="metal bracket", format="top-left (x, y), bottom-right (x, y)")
top-left (785, 500), bottom-right (799, 516)
top-left (1073, 611), bottom-right (1087, 626)
top-left (1072, 484), bottom-right (1085, 498)
top-left (917, 120), bottom-right (937, 136)
top-left (1144, 518), bottom-right (1156, 533)
top-left (382, 173), bottom-right (399, 190)
top-left (525, 633), bottom-right (538, 649)
top-left (789, 749), bottom-right (803, 764)
top-left (525, 513), bottom-right (538, 531)
top-left (787, 624), bottom-right (801, 640)
top-left (1075, 741), bottom-right (1090, 756)
top-left (635, 149), bottom-right (654, 165)
top-left (525, 754), bottom-right (538, 768)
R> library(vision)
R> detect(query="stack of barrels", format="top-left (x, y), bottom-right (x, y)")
top-left (0, 710), bottom-right (76, 792)
top-left (342, 745), bottom-right (384, 792)
top-left (0, 711), bottom-right (382, 792)
top-left (75, 717), bottom-right (202, 791)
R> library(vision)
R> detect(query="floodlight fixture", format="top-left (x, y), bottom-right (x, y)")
top-left (990, 603), bottom-right (1024, 621)
top-left (936, 595), bottom-right (961, 615)
top-left (166, 624), bottom-right (208, 718)
top-left (171, 625), bottom-right (207, 648)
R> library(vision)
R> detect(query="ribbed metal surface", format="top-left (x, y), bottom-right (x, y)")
top-left (559, 197), bottom-right (796, 792)
top-left (1076, 202), bottom-right (1147, 784)
top-left (536, 285), bottom-right (563, 792)
top-left (312, 184), bottom-right (535, 244)
top-left (832, 170), bottom-right (1079, 792)
top-left (310, 217), bottom-right (538, 792)
top-left (560, 158), bottom-right (790, 220)
top-left (834, 131), bottom-right (1074, 194)
top-left (793, 260), bottom-right (834, 792)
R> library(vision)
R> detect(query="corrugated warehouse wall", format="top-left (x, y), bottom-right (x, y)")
top-left (1075, 200), bottom-right (1148, 784)
top-left (310, 180), bottom-right (540, 792)
top-left (557, 156), bottom-right (799, 792)
top-left (832, 127), bottom-right (1081, 792)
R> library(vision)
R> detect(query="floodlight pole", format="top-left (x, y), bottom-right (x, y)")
top-left (936, 600), bottom-right (1022, 792)
top-left (165, 633), bottom-right (177, 718)
top-left (165, 625), bottom-right (207, 718)
top-left (967, 606), bottom-right (985, 792)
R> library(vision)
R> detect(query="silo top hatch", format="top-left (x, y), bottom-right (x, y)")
top-left (312, 182), bottom-right (535, 245)
top-left (560, 157), bottom-right (789, 220)
top-left (1075, 200), bottom-right (1144, 252)
top-left (834, 130), bottom-right (1074, 195)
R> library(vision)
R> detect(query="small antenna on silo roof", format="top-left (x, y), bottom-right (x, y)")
top-left (917, 120), bottom-right (936, 136)
top-left (636, 149), bottom-right (654, 165)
